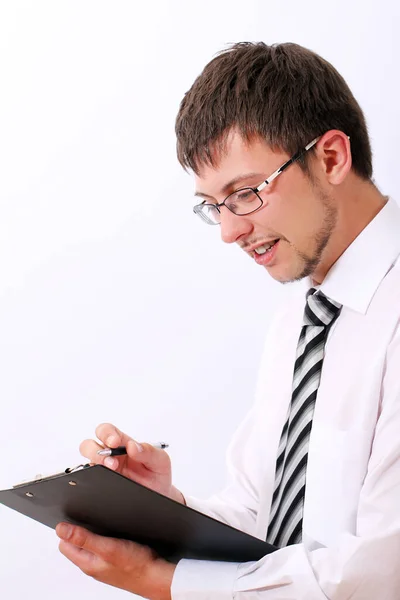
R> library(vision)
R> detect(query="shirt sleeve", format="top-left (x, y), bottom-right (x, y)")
top-left (171, 324), bottom-right (400, 599)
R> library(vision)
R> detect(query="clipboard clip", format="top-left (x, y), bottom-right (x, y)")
top-left (64, 463), bottom-right (91, 474)
top-left (12, 463), bottom-right (91, 488)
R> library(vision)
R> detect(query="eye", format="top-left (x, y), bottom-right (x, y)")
top-left (235, 189), bottom-right (254, 201)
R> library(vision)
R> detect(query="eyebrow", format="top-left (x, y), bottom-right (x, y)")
top-left (194, 172), bottom-right (265, 200)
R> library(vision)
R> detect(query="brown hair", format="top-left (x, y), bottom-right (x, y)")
top-left (175, 42), bottom-right (372, 179)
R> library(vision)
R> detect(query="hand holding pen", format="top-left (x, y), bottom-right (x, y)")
top-left (98, 442), bottom-right (169, 456)
top-left (79, 423), bottom-right (185, 505)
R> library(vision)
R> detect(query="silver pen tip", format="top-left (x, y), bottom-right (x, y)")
top-left (97, 449), bottom-right (112, 456)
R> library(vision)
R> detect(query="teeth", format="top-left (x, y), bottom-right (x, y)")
top-left (254, 241), bottom-right (276, 255)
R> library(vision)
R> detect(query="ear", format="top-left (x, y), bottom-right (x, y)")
top-left (315, 129), bottom-right (352, 185)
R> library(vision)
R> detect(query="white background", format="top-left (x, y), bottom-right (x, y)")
top-left (0, 1), bottom-right (399, 598)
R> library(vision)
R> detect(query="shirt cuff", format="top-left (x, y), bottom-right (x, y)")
top-left (182, 494), bottom-right (202, 509)
top-left (171, 559), bottom-right (240, 600)
top-left (181, 495), bottom-right (220, 522)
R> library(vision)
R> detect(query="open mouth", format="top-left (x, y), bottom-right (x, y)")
top-left (253, 239), bottom-right (280, 265)
top-left (253, 239), bottom-right (280, 256)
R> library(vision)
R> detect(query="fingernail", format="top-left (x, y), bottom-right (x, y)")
top-left (107, 435), bottom-right (118, 446)
top-left (104, 457), bottom-right (116, 468)
top-left (135, 441), bottom-right (143, 452)
top-left (58, 524), bottom-right (73, 540)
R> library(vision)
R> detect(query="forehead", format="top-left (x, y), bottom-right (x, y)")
top-left (194, 131), bottom-right (285, 195)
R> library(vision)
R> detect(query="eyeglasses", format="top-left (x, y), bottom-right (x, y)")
top-left (193, 136), bottom-right (321, 225)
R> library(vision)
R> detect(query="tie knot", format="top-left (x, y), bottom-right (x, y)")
top-left (303, 288), bottom-right (342, 327)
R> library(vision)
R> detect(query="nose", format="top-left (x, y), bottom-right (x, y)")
top-left (219, 206), bottom-right (253, 244)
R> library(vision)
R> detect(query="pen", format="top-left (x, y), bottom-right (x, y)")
top-left (97, 442), bottom-right (169, 457)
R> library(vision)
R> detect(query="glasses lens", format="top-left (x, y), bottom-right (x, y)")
top-left (193, 189), bottom-right (262, 225)
top-left (194, 203), bottom-right (220, 225)
top-left (227, 188), bottom-right (262, 215)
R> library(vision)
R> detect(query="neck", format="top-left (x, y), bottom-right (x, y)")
top-left (312, 177), bottom-right (388, 285)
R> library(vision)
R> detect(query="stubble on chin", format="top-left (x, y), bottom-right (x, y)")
top-left (277, 198), bottom-right (337, 285)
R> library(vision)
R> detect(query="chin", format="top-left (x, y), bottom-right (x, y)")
top-left (265, 262), bottom-right (307, 285)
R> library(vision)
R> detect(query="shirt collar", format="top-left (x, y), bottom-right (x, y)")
top-left (305, 197), bottom-right (400, 315)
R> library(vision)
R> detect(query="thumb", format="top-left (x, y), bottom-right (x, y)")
top-left (56, 523), bottom-right (119, 558)
top-left (56, 523), bottom-right (149, 566)
top-left (126, 439), bottom-right (169, 471)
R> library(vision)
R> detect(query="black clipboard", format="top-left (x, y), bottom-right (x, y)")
top-left (0, 464), bottom-right (276, 563)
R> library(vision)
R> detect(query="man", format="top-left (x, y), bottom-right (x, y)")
top-left (55, 42), bottom-right (400, 599)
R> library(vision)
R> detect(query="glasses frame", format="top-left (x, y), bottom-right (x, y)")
top-left (193, 136), bottom-right (322, 225)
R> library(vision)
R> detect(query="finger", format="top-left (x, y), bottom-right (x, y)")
top-left (80, 439), bottom-right (122, 471)
top-left (95, 423), bottom-right (133, 449)
top-left (56, 523), bottom-right (118, 559)
top-left (56, 523), bottom-right (145, 567)
top-left (126, 439), bottom-right (170, 472)
top-left (58, 540), bottom-right (99, 572)
top-left (79, 439), bottom-right (106, 464)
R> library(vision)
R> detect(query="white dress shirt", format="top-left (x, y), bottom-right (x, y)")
top-left (171, 197), bottom-right (400, 599)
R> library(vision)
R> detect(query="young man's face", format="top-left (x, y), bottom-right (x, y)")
top-left (194, 130), bottom-right (338, 285)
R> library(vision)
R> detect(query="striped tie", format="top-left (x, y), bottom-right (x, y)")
top-left (266, 288), bottom-right (342, 548)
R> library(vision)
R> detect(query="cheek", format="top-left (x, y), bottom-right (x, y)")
top-left (254, 182), bottom-right (323, 241)
top-left (283, 193), bottom-right (325, 240)
top-left (253, 200), bottom-right (284, 232)
top-left (254, 201), bottom-right (302, 242)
